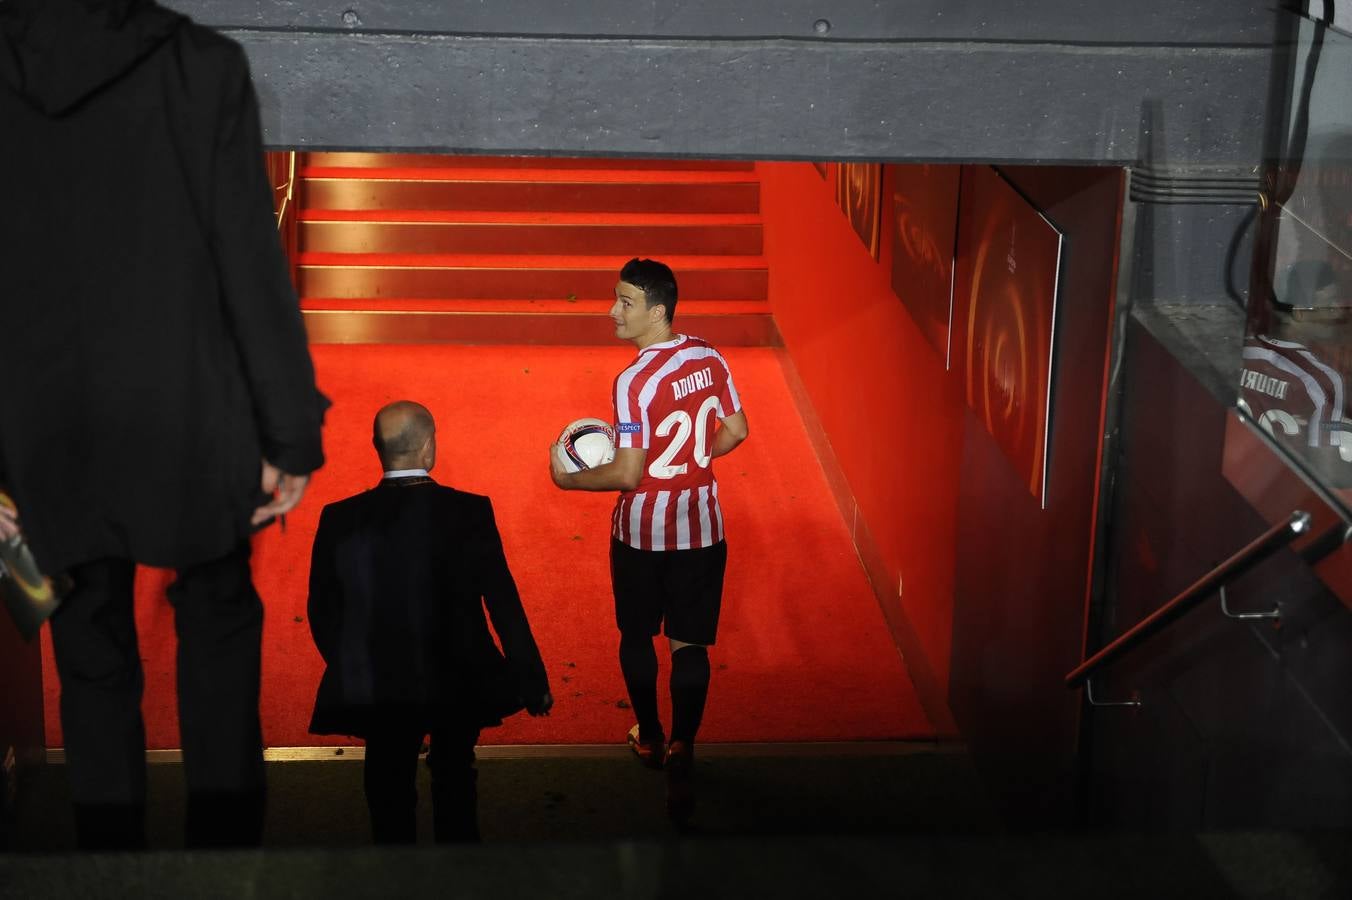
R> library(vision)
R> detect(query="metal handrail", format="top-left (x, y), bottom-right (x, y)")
top-left (1065, 510), bottom-right (1312, 690)
top-left (273, 150), bottom-right (296, 231)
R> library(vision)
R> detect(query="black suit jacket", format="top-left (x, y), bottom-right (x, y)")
top-left (307, 478), bottom-right (550, 737)
top-left (0, 1), bottom-right (326, 573)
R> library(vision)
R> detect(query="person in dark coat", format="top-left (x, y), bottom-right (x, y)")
top-left (0, 0), bottom-right (327, 849)
top-left (308, 401), bottom-right (553, 844)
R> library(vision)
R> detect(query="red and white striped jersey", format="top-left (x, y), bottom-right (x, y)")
top-left (611, 335), bottom-right (742, 551)
top-left (1240, 333), bottom-right (1352, 489)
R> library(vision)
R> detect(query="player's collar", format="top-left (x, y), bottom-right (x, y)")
top-left (639, 334), bottom-right (687, 353)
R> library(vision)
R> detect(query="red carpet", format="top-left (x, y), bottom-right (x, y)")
top-left (41, 344), bottom-right (933, 747)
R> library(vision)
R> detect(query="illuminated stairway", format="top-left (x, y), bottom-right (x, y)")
top-left (296, 154), bottom-right (775, 345)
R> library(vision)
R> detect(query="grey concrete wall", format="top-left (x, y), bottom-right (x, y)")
top-left (1130, 201), bottom-right (1257, 308)
top-left (170, 1), bottom-right (1275, 43)
top-left (164, 1), bottom-right (1277, 165)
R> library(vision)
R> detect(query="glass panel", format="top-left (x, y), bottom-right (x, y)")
top-left (1242, 13), bottom-right (1352, 516)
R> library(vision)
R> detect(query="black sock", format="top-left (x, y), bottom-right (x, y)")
top-left (670, 645), bottom-right (711, 745)
top-left (619, 633), bottom-right (662, 741)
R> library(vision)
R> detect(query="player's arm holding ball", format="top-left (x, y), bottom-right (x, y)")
top-left (551, 446), bottom-right (644, 492)
top-left (549, 415), bottom-right (641, 491)
top-left (549, 406), bottom-right (747, 491)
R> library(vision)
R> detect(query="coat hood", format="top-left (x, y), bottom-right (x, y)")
top-left (0, 0), bottom-right (183, 116)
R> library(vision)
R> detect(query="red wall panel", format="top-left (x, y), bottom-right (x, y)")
top-left (758, 161), bottom-right (965, 696)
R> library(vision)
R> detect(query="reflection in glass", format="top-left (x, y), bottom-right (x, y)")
top-left (1243, 13), bottom-right (1352, 510)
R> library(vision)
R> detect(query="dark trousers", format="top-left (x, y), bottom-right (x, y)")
top-left (48, 545), bottom-right (265, 850)
top-left (363, 718), bottom-right (481, 844)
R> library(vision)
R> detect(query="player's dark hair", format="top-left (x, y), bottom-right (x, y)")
top-left (373, 401), bottom-right (435, 468)
top-left (621, 257), bottom-right (678, 324)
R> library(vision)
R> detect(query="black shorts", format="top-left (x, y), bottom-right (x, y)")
top-left (610, 538), bottom-right (728, 646)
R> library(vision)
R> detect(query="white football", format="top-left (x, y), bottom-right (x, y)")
top-left (554, 417), bottom-right (617, 473)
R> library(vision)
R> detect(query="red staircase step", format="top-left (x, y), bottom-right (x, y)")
top-left (299, 216), bottom-right (763, 256)
top-left (297, 254), bottom-right (768, 301)
top-left (306, 152), bottom-right (755, 171)
top-left (292, 154), bottom-right (774, 346)
top-left (299, 298), bottom-right (767, 314)
top-left (298, 253), bottom-right (767, 268)
top-left (301, 175), bottom-right (759, 214)
top-left (300, 307), bottom-right (780, 346)
top-left (301, 310), bottom-right (778, 348)
top-left (298, 210), bottom-right (764, 224)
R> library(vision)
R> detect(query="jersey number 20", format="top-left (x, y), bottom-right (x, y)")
top-left (648, 396), bottom-right (721, 479)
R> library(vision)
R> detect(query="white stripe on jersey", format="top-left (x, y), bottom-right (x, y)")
top-left (628, 493), bottom-right (646, 548)
top-left (651, 491), bottom-right (670, 549)
top-left (715, 352), bottom-right (742, 414)
top-left (712, 480), bottom-right (724, 542)
top-left (1290, 347), bottom-right (1346, 435)
top-left (614, 343), bottom-right (677, 449)
top-left (675, 490), bottom-right (692, 549)
top-left (696, 485), bottom-right (712, 546)
top-left (1244, 343), bottom-right (1330, 446)
top-left (1258, 337), bottom-right (1344, 429)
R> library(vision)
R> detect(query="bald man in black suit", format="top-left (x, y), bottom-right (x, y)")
top-left (307, 401), bottom-right (552, 843)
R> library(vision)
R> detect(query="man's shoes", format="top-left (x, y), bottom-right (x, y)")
top-left (665, 740), bottom-right (695, 824)
top-left (627, 724), bottom-right (665, 770)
